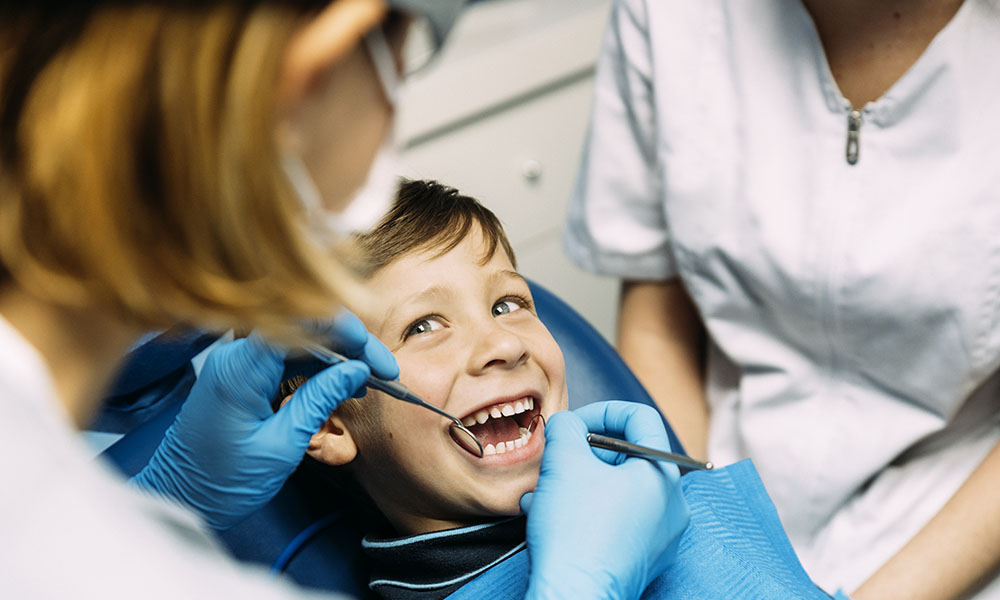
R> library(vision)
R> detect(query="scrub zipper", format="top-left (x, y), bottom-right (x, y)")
top-left (845, 109), bottom-right (862, 165)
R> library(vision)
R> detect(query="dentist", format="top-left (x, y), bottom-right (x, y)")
top-left (0, 1), bottom-right (686, 598)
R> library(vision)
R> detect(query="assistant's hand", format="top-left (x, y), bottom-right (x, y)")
top-left (520, 401), bottom-right (689, 600)
top-left (130, 312), bottom-right (397, 530)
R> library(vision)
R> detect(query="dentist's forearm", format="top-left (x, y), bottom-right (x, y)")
top-left (617, 279), bottom-right (709, 459)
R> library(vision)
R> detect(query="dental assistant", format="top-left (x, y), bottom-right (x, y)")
top-left (566, 0), bottom-right (1000, 598)
top-left (0, 1), bottom-right (686, 598)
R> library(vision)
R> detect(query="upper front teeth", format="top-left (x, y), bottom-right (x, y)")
top-left (463, 397), bottom-right (535, 427)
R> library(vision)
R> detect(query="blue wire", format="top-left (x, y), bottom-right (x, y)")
top-left (269, 510), bottom-right (347, 575)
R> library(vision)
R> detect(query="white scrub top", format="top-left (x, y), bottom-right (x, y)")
top-left (566, 0), bottom-right (1000, 594)
top-left (0, 315), bottom-right (336, 598)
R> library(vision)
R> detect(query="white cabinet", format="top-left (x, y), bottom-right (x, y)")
top-left (399, 0), bottom-right (618, 341)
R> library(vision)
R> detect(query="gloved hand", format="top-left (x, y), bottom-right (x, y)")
top-left (520, 401), bottom-right (690, 600)
top-left (130, 311), bottom-right (397, 530)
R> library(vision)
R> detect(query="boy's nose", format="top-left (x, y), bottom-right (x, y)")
top-left (467, 322), bottom-right (529, 373)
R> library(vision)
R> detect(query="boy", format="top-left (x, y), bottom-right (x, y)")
top-left (295, 178), bottom-right (567, 539)
top-left (282, 180), bottom-right (835, 600)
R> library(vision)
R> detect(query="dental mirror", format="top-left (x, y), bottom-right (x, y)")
top-left (302, 344), bottom-right (485, 457)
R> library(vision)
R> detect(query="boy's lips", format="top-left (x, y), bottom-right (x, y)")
top-left (451, 393), bottom-right (544, 459)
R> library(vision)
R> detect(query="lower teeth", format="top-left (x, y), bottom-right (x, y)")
top-left (482, 428), bottom-right (533, 456)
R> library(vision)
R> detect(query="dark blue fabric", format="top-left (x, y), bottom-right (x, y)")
top-left (447, 460), bottom-right (833, 600)
top-left (94, 327), bottom-right (216, 433)
top-left (101, 380), bottom-right (190, 476)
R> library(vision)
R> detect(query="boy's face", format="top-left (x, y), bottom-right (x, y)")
top-left (349, 228), bottom-right (568, 535)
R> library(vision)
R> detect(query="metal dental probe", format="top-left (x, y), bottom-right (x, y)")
top-left (587, 433), bottom-right (713, 471)
top-left (526, 414), bottom-right (711, 470)
top-left (301, 344), bottom-right (485, 457)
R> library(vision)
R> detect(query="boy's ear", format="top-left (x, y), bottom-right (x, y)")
top-left (279, 395), bottom-right (358, 466)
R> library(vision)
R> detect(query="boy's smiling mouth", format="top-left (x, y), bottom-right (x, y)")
top-left (454, 395), bottom-right (543, 458)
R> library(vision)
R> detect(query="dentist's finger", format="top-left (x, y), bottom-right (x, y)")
top-left (267, 360), bottom-right (371, 443)
top-left (519, 491), bottom-right (534, 514)
top-left (201, 334), bottom-right (286, 420)
top-left (315, 311), bottom-right (399, 380)
top-left (574, 401), bottom-right (674, 455)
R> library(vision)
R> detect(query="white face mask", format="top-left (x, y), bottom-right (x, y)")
top-left (283, 26), bottom-right (404, 242)
top-left (282, 127), bottom-right (400, 242)
top-left (333, 129), bottom-right (401, 236)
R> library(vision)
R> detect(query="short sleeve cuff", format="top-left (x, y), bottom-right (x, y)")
top-left (563, 223), bottom-right (679, 281)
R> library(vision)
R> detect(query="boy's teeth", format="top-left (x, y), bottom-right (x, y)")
top-left (459, 397), bottom-right (539, 445)
top-left (461, 408), bottom-right (493, 427)
top-left (467, 397), bottom-right (537, 425)
top-left (476, 426), bottom-right (533, 458)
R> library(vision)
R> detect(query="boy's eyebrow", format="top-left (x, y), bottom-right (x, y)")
top-left (381, 270), bottom-right (528, 329)
top-left (491, 269), bottom-right (528, 287)
top-left (382, 285), bottom-right (453, 327)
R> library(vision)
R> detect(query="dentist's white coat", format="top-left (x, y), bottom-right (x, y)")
top-left (0, 315), bottom-right (333, 599)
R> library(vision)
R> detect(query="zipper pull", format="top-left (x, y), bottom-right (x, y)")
top-left (845, 109), bottom-right (862, 165)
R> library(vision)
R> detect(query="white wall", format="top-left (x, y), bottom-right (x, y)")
top-left (398, 0), bottom-right (618, 342)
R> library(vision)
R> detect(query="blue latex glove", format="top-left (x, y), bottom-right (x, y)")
top-left (519, 401), bottom-right (690, 600)
top-left (131, 312), bottom-right (397, 530)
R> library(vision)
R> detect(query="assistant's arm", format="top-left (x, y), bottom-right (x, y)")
top-left (851, 439), bottom-right (1000, 600)
top-left (618, 279), bottom-right (709, 459)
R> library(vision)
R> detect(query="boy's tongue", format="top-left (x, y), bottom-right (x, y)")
top-left (467, 416), bottom-right (521, 447)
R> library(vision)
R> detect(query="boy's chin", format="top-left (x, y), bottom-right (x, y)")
top-left (475, 478), bottom-right (538, 518)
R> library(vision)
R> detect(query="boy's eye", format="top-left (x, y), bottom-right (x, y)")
top-left (404, 317), bottom-right (443, 338)
top-left (492, 299), bottom-right (523, 317)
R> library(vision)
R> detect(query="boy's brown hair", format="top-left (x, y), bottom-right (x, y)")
top-left (353, 179), bottom-right (517, 277)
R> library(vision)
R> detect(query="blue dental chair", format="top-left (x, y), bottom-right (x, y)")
top-left (99, 281), bottom-right (683, 595)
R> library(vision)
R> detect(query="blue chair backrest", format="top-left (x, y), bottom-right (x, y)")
top-left (100, 281), bottom-right (682, 594)
top-left (529, 282), bottom-right (683, 452)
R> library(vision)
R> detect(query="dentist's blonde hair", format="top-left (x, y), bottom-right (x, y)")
top-left (0, 3), bottom-right (366, 338)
